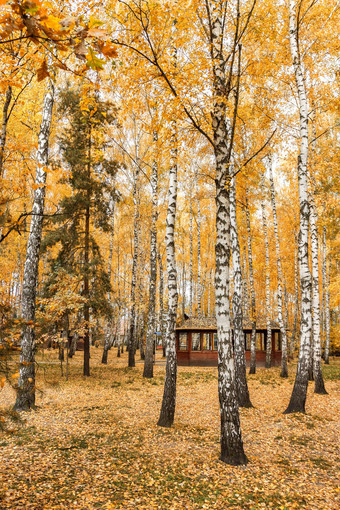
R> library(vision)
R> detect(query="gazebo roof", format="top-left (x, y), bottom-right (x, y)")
top-left (176, 316), bottom-right (281, 331)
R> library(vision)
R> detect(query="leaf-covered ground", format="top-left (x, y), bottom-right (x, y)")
top-left (0, 349), bottom-right (339, 509)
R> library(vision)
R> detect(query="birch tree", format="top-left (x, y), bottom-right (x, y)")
top-left (268, 156), bottom-right (288, 377)
top-left (284, 0), bottom-right (312, 414)
top-left (196, 169), bottom-right (202, 317)
top-left (260, 171), bottom-right (272, 368)
top-left (14, 78), bottom-right (55, 411)
top-left (157, 18), bottom-right (178, 427)
top-left (322, 227), bottom-right (330, 364)
top-left (245, 193), bottom-right (256, 375)
top-left (230, 175), bottom-right (252, 407)
top-left (127, 162), bottom-right (140, 368)
top-left (290, 234), bottom-right (299, 358)
top-left (310, 199), bottom-right (327, 394)
top-left (143, 128), bottom-right (159, 378)
top-left (102, 203), bottom-right (115, 365)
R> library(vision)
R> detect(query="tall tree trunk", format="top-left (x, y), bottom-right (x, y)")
top-left (128, 164), bottom-right (140, 368)
top-left (245, 194), bottom-right (256, 375)
top-left (196, 169), bottom-right (202, 318)
top-left (230, 176), bottom-right (252, 407)
top-left (260, 172), bottom-right (272, 368)
top-left (14, 80), bottom-right (55, 411)
top-left (157, 118), bottom-right (178, 426)
top-left (102, 202), bottom-right (115, 364)
top-left (83, 125), bottom-right (92, 377)
top-left (0, 86), bottom-right (12, 177)
top-left (242, 247), bottom-right (249, 318)
top-left (268, 156), bottom-right (288, 377)
top-left (158, 250), bottom-right (166, 357)
top-left (284, 0), bottom-right (312, 414)
top-left (290, 235), bottom-right (299, 358)
top-left (322, 227), bottom-right (330, 364)
top-left (310, 201), bottom-right (327, 394)
top-left (181, 261), bottom-right (186, 317)
top-left (144, 130), bottom-right (158, 378)
top-left (158, 15), bottom-right (178, 427)
top-left (209, 3), bottom-right (247, 465)
top-left (189, 201), bottom-right (193, 316)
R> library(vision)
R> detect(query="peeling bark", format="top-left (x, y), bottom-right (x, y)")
top-left (322, 227), bottom-right (330, 364)
top-left (268, 156), bottom-right (288, 378)
top-left (209, 1), bottom-right (247, 465)
top-left (144, 129), bottom-right (158, 378)
top-left (310, 200), bottom-right (327, 394)
top-left (128, 162), bottom-right (140, 368)
top-left (260, 172), bottom-right (272, 368)
top-left (14, 80), bottom-right (55, 411)
top-left (245, 194), bottom-right (256, 375)
top-left (230, 176), bottom-right (252, 407)
top-left (284, 0), bottom-right (312, 414)
top-left (158, 18), bottom-right (178, 427)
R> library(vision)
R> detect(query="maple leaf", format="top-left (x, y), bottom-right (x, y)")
top-left (86, 48), bottom-right (105, 70)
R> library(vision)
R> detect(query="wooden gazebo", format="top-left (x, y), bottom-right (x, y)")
top-left (176, 317), bottom-right (282, 367)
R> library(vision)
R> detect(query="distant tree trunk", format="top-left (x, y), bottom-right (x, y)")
top-left (14, 80), bottom-right (55, 411)
top-left (310, 202), bottom-right (327, 394)
top-left (189, 201), bottom-right (193, 317)
top-left (268, 156), bottom-right (288, 378)
top-left (322, 227), bottom-right (330, 364)
top-left (144, 130), bottom-right (158, 378)
top-left (0, 86), bottom-right (12, 177)
top-left (83, 124), bottom-right (92, 377)
top-left (242, 247), bottom-right (249, 318)
top-left (208, 269), bottom-right (212, 317)
top-left (285, 0), bottom-right (312, 414)
top-left (102, 202), bottom-right (115, 364)
top-left (245, 194), bottom-right (256, 375)
top-left (290, 235), bottom-right (299, 358)
top-left (196, 169), bottom-right (202, 318)
top-left (230, 176), bottom-right (252, 407)
top-left (181, 261), bottom-right (186, 317)
top-left (128, 164), bottom-right (140, 368)
top-left (158, 250), bottom-right (166, 357)
top-left (260, 172), bottom-right (272, 368)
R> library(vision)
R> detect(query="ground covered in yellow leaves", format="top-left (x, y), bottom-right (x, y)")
top-left (0, 349), bottom-right (339, 509)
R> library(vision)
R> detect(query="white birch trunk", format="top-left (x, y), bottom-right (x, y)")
top-left (245, 194), bottom-right (256, 375)
top-left (268, 156), bottom-right (288, 377)
top-left (242, 247), bottom-right (249, 318)
top-left (260, 172), bottom-right (272, 368)
top-left (290, 235), bottom-right (299, 357)
top-left (144, 133), bottom-right (158, 378)
top-left (310, 200), bottom-right (327, 393)
top-left (230, 175), bottom-right (252, 407)
top-left (323, 227), bottom-right (330, 364)
top-left (196, 169), bottom-right (202, 317)
top-left (102, 203), bottom-right (115, 364)
top-left (158, 250), bottom-right (166, 357)
top-left (210, 1), bottom-right (247, 465)
top-left (285, 0), bottom-right (312, 413)
top-left (189, 199), bottom-right (193, 317)
top-left (128, 163), bottom-right (140, 367)
top-left (158, 19), bottom-right (178, 427)
top-left (14, 79), bottom-right (55, 411)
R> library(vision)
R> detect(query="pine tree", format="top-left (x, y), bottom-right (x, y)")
top-left (42, 86), bottom-right (119, 377)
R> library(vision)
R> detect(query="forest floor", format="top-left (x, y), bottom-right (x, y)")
top-left (0, 348), bottom-right (339, 510)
